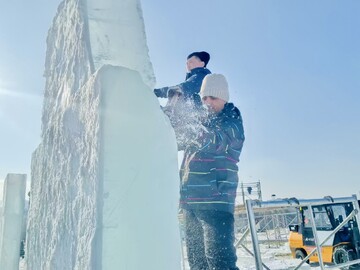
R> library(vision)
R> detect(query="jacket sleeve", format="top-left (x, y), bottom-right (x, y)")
top-left (154, 87), bottom-right (169, 98)
top-left (176, 72), bottom-right (207, 97)
top-left (195, 119), bottom-right (244, 157)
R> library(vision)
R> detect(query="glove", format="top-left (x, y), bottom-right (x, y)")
top-left (154, 88), bottom-right (162, 97)
top-left (154, 87), bottom-right (167, 98)
top-left (167, 86), bottom-right (183, 98)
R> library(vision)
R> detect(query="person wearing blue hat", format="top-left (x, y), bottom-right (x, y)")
top-left (154, 51), bottom-right (211, 107)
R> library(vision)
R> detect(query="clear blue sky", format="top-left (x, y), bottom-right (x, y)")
top-left (0, 0), bottom-right (359, 200)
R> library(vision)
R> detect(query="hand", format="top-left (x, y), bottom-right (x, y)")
top-left (167, 86), bottom-right (182, 98)
top-left (154, 88), bottom-right (164, 97)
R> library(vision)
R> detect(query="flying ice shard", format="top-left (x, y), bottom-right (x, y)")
top-left (26, 0), bottom-right (182, 269)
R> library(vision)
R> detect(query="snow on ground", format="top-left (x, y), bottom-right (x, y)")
top-left (236, 242), bottom-right (307, 269)
top-left (13, 247), bottom-right (343, 270)
top-left (178, 231), bottom-right (343, 270)
top-left (16, 244), bottom-right (323, 270)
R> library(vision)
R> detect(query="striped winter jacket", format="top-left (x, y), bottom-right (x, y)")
top-left (179, 103), bottom-right (245, 213)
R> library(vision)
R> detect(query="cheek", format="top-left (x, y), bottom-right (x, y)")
top-left (203, 100), bottom-right (211, 106)
top-left (202, 102), bottom-right (210, 109)
top-left (205, 102), bottom-right (215, 110)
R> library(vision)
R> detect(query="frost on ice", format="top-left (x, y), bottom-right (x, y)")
top-left (26, 0), bottom-right (181, 269)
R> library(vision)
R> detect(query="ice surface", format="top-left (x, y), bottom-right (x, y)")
top-left (99, 65), bottom-right (181, 269)
top-left (0, 174), bottom-right (26, 270)
top-left (27, 1), bottom-right (98, 267)
top-left (87, 0), bottom-right (155, 89)
top-left (26, 0), bottom-right (181, 269)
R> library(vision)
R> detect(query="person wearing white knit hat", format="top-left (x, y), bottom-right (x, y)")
top-left (200, 73), bottom-right (229, 113)
top-left (179, 73), bottom-right (244, 270)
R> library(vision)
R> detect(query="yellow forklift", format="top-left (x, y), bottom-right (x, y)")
top-left (289, 200), bottom-right (360, 267)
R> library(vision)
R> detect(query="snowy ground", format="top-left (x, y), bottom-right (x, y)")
top-left (181, 240), bottom-right (336, 270)
top-left (18, 236), bottom-right (346, 270)
top-left (235, 243), bottom-right (307, 269)
top-left (180, 230), bottom-right (347, 270)
top-left (18, 245), bottom-right (309, 270)
top-left (18, 248), bottom-right (341, 270)
top-left (16, 241), bottom-right (309, 270)
top-left (180, 242), bottom-right (307, 270)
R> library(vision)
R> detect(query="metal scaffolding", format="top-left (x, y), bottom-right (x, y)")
top-left (243, 195), bottom-right (360, 270)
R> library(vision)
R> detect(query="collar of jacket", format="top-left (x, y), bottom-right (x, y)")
top-left (203, 103), bottom-right (241, 128)
top-left (217, 103), bottom-right (241, 119)
top-left (187, 67), bottom-right (211, 76)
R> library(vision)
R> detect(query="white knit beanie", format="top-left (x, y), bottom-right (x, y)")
top-left (200, 74), bottom-right (229, 102)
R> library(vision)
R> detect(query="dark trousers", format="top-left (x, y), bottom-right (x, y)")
top-left (184, 209), bottom-right (239, 270)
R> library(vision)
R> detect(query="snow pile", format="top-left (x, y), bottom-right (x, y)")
top-left (26, 0), bottom-right (181, 269)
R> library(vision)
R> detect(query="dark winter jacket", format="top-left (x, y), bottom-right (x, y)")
top-left (154, 67), bottom-right (211, 106)
top-left (179, 103), bottom-right (245, 213)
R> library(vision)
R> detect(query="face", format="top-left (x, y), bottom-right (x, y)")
top-left (186, 56), bottom-right (205, 72)
top-left (202, 96), bottom-right (226, 113)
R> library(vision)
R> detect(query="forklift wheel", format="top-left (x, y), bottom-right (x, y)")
top-left (295, 249), bottom-right (309, 263)
top-left (333, 246), bottom-right (354, 269)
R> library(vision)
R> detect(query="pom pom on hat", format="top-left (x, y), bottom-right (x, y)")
top-left (200, 74), bottom-right (229, 102)
top-left (187, 51), bottom-right (210, 67)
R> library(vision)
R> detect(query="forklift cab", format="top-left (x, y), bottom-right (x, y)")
top-left (289, 201), bottom-right (360, 264)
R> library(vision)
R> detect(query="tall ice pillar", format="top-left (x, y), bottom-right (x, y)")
top-left (26, 0), bottom-right (182, 269)
top-left (0, 174), bottom-right (26, 270)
